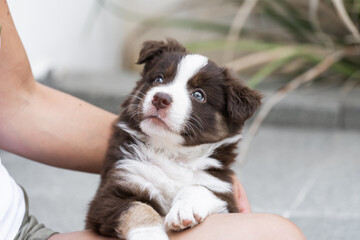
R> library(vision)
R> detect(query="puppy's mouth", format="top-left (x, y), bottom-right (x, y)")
top-left (143, 115), bottom-right (171, 130)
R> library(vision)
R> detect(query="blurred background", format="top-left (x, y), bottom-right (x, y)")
top-left (2, 0), bottom-right (360, 239)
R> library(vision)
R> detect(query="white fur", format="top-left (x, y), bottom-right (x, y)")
top-left (139, 120), bottom-right (185, 148)
top-left (116, 123), bottom-right (239, 214)
top-left (165, 185), bottom-right (228, 231)
top-left (127, 225), bottom-right (168, 240)
top-left (141, 54), bottom-right (208, 145)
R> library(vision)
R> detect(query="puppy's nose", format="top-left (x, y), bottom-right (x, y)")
top-left (152, 92), bottom-right (172, 110)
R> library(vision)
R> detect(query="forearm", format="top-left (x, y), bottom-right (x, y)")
top-left (0, 82), bottom-right (117, 173)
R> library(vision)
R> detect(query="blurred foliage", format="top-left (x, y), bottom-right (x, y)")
top-left (96, 0), bottom-right (360, 88)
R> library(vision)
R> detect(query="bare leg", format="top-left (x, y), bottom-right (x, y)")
top-left (49, 230), bottom-right (116, 240)
top-left (50, 213), bottom-right (305, 240)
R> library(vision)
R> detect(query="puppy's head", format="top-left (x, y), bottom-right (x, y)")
top-left (121, 39), bottom-right (262, 147)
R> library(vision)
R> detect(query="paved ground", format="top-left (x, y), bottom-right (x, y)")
top-left (2, 125), bottom-right (359, 240)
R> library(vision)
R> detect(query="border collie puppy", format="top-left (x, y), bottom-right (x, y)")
top-left (86, 39), bottom-right (262, 240)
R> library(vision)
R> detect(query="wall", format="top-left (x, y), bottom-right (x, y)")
top-left (8, 0), bottom-right (124, 77)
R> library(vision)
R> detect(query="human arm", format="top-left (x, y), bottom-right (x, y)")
top-left (0, 80), bottom-right (117, 173)
top-left (0, 0), bottom-right (117, 173)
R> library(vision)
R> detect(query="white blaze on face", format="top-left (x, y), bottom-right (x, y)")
top-left (141, 54), bottom-right (208, 144)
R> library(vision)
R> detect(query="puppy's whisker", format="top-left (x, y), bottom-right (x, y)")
top-left (126, 102), bottom-right (141, 108)
top-left (182, 117), bottom-right (203, 133)
top-left (144, 82), bottom-right (152, 89)
top-left (125, 105), bottom-right (141, 115)
top-left (168, 113), bottom-right (203, 134)
top-left (189, 119), bottom-right (204, 132)
top-left (129, 95), bottom-right (143, 101)
top-left (189, 114), bottom-right (204, 131)
top-left (184, 122), bottom-right (197, 140)
top-left (135, 90), bottom-right (146, 97)
top-left (129, 112), bottom-right (142, 122)
top-left (124, 104), bottom-right (142, 120)
top-left (191, 112), bottom-right (204, 124)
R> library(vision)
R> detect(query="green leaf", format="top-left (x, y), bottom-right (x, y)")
top-left (275, 0), bottom-right (314, 33)
top-left (262, 1), bottom-right (310, 42)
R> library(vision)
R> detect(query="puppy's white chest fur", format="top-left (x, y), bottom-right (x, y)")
top-left (114, 134), bottom-right (236, 214)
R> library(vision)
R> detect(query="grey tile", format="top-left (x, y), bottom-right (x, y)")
top-left (343, 102), bottom-right (360, 130)
top-left (266, 97), bottom-right (341, 129)
top-left (295, 151), bottom-right (360, 215)
top-left (291, 217), bottom-right (360, 240)
top-left (237, 127), bottom-right (336, 212)
top-left (236, 127), bottom-right (360, 217)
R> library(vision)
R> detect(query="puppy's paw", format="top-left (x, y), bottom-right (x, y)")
top-left (127, 225), bottom-right (169, 240)
top-left (164, 200), bottom-right (206, 231)
top-left (164, 186), bottom-right (228, 231)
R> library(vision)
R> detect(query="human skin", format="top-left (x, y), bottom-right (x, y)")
top-left (0, 2), bottom-right (114, 173)
top-left (0, 1), bottom-right (305, 239)
top-left (49, 214), bottom-right (305, 240)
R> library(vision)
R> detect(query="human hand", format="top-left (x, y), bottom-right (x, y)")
top-left (232, 175), bottom-right (252, 213)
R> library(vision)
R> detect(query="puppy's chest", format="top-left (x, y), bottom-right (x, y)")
top-left (114, 144), bottom-right (231, 213)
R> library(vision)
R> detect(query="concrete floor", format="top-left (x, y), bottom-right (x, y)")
top-left (2, 125), bottom-right (360, 240)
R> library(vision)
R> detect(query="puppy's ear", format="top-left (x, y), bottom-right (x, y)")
top-left (136, 38), bottom-right (186, 64)
top-left (224, 68), bottom-right (262, 124)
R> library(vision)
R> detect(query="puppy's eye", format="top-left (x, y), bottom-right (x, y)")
top-left (192, 90), bottom-right (206, 102)
top-left (153, 76), bottom-right (164, 84)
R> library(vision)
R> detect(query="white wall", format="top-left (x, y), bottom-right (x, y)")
top-left (8, 0), bottom-right (124, 77)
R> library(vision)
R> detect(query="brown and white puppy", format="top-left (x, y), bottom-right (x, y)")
top-left (86, 39), bottom-right (262, 240)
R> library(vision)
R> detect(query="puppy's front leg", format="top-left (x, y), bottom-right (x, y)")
top-left (119, 202), bottom-right (168, 240)
top-left (87, 196), bottom-right (168, 240)
top-left (165, 185), bottom-right (228, 231)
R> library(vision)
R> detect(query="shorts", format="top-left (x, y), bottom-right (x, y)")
top-left (14, 187), bottom-right (58, 240)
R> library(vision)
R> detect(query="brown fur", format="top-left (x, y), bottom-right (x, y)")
top-left (117, 202), bottom-right (162, 238)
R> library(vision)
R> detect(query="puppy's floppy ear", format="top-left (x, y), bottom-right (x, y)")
top-left (136, 38), bottom-right (186, 64)
top-left (224, 68), bottom-right (262, 124)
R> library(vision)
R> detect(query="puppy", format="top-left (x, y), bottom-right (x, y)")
top-left (86, 39), bottom-right (262, 240)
